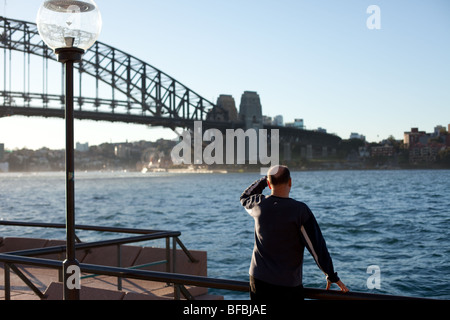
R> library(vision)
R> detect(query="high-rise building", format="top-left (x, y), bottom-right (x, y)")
top-left (217, 95), bottom-right (238, 122)
top-left (239, 91), bottom-right (263, 130)
top-left (207, 95), bottom-right (239, 122)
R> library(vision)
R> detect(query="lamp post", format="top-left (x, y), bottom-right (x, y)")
top-left (36, 0), bottom-right (102, 300)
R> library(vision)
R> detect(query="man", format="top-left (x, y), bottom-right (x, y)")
top-left (240, 165), bottom-right (348, 301)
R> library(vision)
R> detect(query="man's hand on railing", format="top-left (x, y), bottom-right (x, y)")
top-left (326, 280), bottom-right (349, 293)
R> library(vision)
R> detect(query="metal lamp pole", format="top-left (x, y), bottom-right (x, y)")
top-left (56, 46), bottom-right (84, 300)
top-left (36, 0), bottom-right (102, 301)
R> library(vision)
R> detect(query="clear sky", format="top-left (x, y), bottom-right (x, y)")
top-left (0, 0), bottom-right (449, 150)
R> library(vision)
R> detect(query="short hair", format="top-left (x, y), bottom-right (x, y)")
top-left (268, 165), bottom-right (291, 186)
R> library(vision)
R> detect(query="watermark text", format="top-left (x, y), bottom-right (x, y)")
top-left (171, 121), bottom-right (279, 175)
top-left (367, 5), bottom-right (381, 30)
top-left (66, 265), bottom-right (81, 290)
top-left (367, 265), bottom-right (381, 290)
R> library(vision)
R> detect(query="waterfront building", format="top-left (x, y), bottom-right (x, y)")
top-left (409, 144), bottom-right (443, 164)
top-left (433, 125), bottom-right (446, 137)
top-left (371, 145), bottom-right (395, 157)
top-left (293, 119), bottom-right (305, 129)
top-left (285, 119), bottom-right (305, 130)
top-left (76, 142), bottom-right (89, 152)
top-left (0, 162), bottom-right (8, 172)
top-left (273, 115), bottom-right (284, 126)
top-left (404, 125), bottom-right (450, 164)
top-left (448, 124), bottom-right (450, 147)
top-left (404, 128), bottom-right (428, 147)
top-left (350, 132), bottom-right (366, 141)
top-left (0, 143), bottom-right (7, 172)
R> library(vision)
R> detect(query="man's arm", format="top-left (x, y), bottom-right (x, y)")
top-left (240, 177), bottom-right (268, 215)
top-left (300, 210), bottom-right (348, 292)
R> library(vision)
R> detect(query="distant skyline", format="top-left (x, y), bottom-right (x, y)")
top-left (0, 0), bottom-right (449, 150)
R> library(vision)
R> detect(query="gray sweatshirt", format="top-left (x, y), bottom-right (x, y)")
top-left (240, 177), bottom-right (339, 287)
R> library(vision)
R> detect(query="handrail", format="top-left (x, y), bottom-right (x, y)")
top-left (0, 220), bottom-right (174, 235)
top-left (4, 232), bottom-right (181, 257)
top-left (0, 253), bottom-right (432, 301)
top-left (0, 220), bottom-right (196, 263)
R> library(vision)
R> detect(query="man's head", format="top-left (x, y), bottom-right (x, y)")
top-left (267, 165), bottom-right (291, 195)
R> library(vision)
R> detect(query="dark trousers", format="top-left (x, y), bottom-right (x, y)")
top-left (249, 276), bottom-right (304, 302)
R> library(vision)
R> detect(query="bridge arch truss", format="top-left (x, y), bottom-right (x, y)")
top-left (0, 16), bottom-right (224, 129)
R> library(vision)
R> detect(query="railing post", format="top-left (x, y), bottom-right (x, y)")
top-left (4, 263), bottom-right (11, 301)
top-left (58, 250), bottom-right (63, 282)
top-left (165, 237), bottom-right (170, 273)
top-left (174, 284), bottom-right (181, 300)
top-left (176, 238), bottom-right (198, 263)
top-left (172, 237), bottom-right (177, 274)
top-left (165, 237), bottom-right (171, 287)
top-left (117, 244), bottom-right (122, 291)
top-left (172, 237), bottom-right (180, 300)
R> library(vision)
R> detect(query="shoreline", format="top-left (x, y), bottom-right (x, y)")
top-left (1, 165), bottom-right (450, 175)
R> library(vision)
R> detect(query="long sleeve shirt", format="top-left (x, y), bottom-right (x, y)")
top-left (240, 177), bottom-right (339, 287)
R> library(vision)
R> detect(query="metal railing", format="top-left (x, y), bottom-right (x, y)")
top-left (0, 253), bottom-right (432, 301)
top-left (0, 221), bottom-right (434, 301)
top-left (0, 220), bottom-right (198, 266)
top-left (0, 220), bottom-right (198, 299)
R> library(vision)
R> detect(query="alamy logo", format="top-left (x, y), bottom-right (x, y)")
top-left (171, 121), bottom-right (280, 175)
top-left (367, 265), bottom-right (381, 290)
top-left (367, 5), bottom-right (381, 30)
top-left (66, 265), bottom-right (81, 290)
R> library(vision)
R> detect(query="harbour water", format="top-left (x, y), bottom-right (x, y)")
top-left (0, 169), bottom-right (449, 300)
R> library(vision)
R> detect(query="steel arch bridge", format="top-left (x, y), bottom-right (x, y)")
top-left (0, 16), bottom-right (232, 131)
top-left (0, 16), bottom-right (341, 153)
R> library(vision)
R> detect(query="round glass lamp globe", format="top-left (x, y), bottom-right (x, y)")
top-left (36, 0), bottom-right (102, 51)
